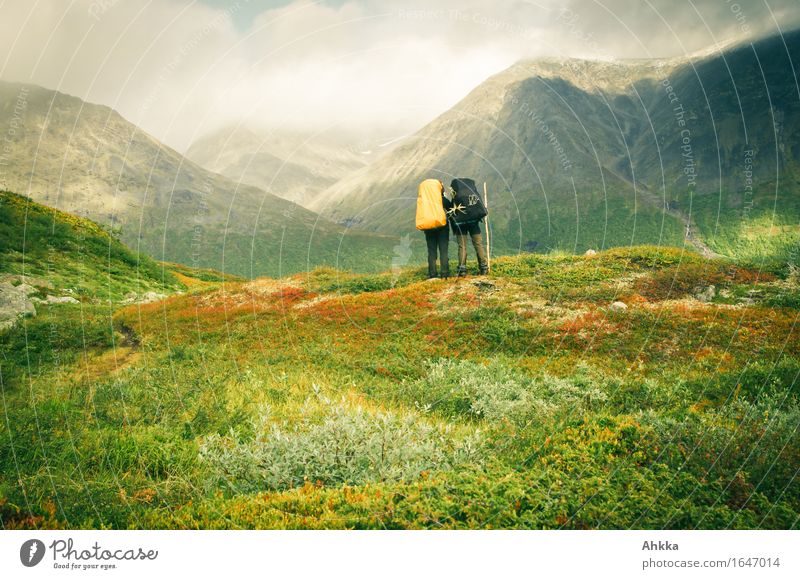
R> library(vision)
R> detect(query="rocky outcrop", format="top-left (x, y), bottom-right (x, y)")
top-left (40, 295), bottom-right (80, 304)
top-left (121, 291), bottom-right (168, 305)
top-left (0, 281), bottom-right (37, 330)
top-left (694, 285), bottom-right (717, 303)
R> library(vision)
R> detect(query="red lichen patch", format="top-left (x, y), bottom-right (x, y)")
top-left (635, 262), bottom-right (776, 301)
top-left (625, 293), bottom-right (649, 305)
top-left (558, 309), bottom-right (619, 336)
top-left (200, 279), bottom-right (310, 308)
top-left (729, 268), bottom-right (777, 284)
top-left (293, 294), bottom-right (337, 310)
top-left (291, 281), bottom-right (433, 330)
top-left (157, 279), bottom-right (318, 321)
top-left (302, 296), bottom-right (346, 321)
top-left (272, 286), bottom-right (314, 307)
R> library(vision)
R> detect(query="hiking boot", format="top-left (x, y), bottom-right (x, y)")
top-left (479, 266), bottom-right (489, 275)
top-left (457, 267), bottom-right (467, 278)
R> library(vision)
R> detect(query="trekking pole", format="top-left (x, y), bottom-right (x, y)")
top-left (483, 181), bottom-right (490, 272)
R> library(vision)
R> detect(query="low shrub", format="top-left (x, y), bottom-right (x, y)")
top-left (640, 394), bottom-right (800, 514)
top-left (402, 358), bottom-right (608, 425)
top-left (199, 402), bottom-right (483, 492)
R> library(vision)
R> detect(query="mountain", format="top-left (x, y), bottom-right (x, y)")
top-left (0, 82), bottom-right (396, 278)
top-left (311, 30), bottom-right (800, 262)
top-left (186, 126), bottom-right (369, 207)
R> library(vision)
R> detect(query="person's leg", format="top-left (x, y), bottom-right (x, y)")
top-left (424, 230), bottom-right (438, 278)
top-left (469, 222), bottom-right (489, 273)
top-left (437, 227), bottom-right (450, 278)
top-left (455, 228), bottom-right (468, 276)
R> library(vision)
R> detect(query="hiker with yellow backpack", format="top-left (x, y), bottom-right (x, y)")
top-left (415, 179), bottom-right (453, 279)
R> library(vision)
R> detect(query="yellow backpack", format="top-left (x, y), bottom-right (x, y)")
top-left (415, 179), bottom-right (447, 230)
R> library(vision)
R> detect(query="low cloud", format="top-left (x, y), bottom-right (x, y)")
top-left (1, 0), bottom-right (797, 152)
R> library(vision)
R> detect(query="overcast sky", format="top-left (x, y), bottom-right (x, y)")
top-left (1, 0), bottom-right (798, 152)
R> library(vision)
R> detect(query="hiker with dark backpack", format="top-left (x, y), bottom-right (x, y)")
top-left (415, 179), bottom-right (453, 279)
top-left (448, 178), bottom-right (489, 276)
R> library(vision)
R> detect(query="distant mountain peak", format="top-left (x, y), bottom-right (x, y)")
top-left (311, 28), bottom-right (800, 261)
top-left (185, 125), bottom-right (370, 207)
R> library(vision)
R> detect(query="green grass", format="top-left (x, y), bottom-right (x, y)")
top-left (674, 186), bottom-right (800, 268)
top-left (164, 262), bottom-right (245, 284)
top-left (0, 190), bottom-right (180, 300)
top-left (1, 243), bottom-right (798, 529)
top-left (159, 216), bottom-right (401, 280)
top-left (487, 192), bottom-right (687, 257)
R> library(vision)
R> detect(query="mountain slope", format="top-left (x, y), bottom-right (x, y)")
top-left (186, 126), bottom-right (369, 207)
top-left (0, 188), bottom-right (187, 390)
top-left (312, 30), bottom-right (800, 262)
top-left (0, 189), bottom-right (180, 301)
top-left (0, 82), bottom-right (396, 277)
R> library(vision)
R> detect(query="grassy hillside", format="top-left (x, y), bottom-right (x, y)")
top-left (489, 190), bottom-right (687, 256)
top-left (0, 190), bottom-right (228, 389)
top-left (1, 244), bottom-right (797, 529)
top-left (674, 186), bottom-right (800, 264)
top-left (0, 190), bottom-right (179, 298)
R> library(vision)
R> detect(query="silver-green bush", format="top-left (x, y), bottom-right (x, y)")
top-left (405, 358), bottom-right (608, 425)
top-left (199, 402), bottom-right (483, 492)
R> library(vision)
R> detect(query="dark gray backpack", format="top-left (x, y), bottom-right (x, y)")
top-left (448, 178), bottom-right (487, 225)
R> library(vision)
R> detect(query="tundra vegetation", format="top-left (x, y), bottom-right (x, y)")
top-left (1, 192), bottom-right (798, 529)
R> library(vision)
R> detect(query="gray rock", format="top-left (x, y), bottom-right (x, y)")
top-left (584, 249), bottom-right (597, 256)
top-left (121, 291), bottom-right (167, 305)
top-left (472, 280), bottom-right (497, 292)
top-left (0, 281), bottom-right (37, 329)
top-left (121, 291), bottom-right (138, 303)
top-left (44, 295), bottom-right (80, 304)
top-left (140, 291), bottom-right (167, 304)
top-left (34, 278), bottom-right (56, 290)
top-left (609, 301), bottom-right (628, 312)
top-left (16, 283), bottom-right (39, 296)
top-left (695, 285), bottom-right (716, 303)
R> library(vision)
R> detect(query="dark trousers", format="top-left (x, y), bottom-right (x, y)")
top-left (452, 221), bottom-right (488, 272)
top-left (423, 226), bottom-right (449, 278)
